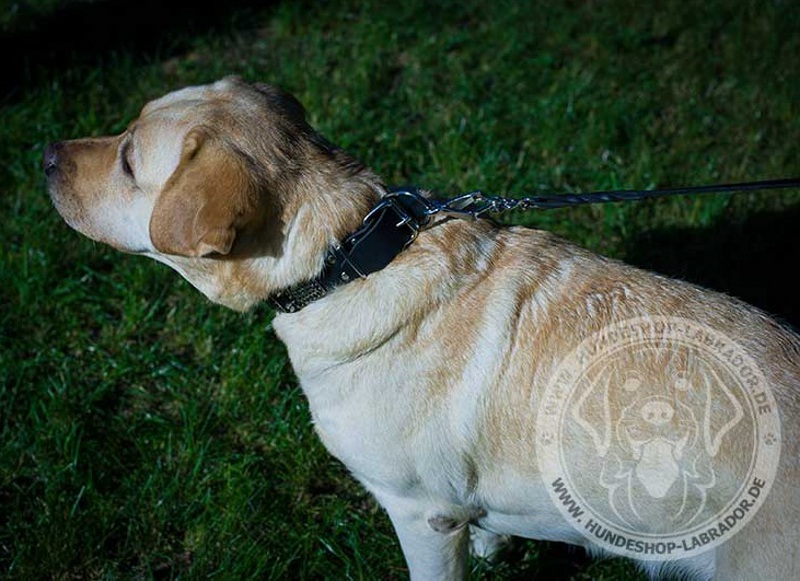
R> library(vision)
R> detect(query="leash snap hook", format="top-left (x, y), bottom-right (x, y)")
top-left (436, 191), bottom-right (497, 220)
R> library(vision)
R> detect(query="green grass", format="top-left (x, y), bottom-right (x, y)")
top-left (1, 0), bottom-right (799, 578)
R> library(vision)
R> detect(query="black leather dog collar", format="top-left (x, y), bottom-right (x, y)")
top-left (268, 188), bottom-right (433, 313)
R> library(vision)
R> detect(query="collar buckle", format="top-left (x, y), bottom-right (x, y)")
top-left (359, 190), bottom-right (431, 245)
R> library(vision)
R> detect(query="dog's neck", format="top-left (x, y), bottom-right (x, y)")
top-left (267, 186), bottom-right (434, 313)
top-left (148, 155), bottom-right (383, 313)
top-left (262, 166), bottom-right (384, 296)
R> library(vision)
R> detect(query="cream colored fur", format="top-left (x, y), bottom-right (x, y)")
top-left (47, 77), bottom-right (800, 580)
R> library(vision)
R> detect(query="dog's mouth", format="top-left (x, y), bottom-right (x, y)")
top-left (47, 182), bottom-right (151, 255)
top-left (48, 182), bottom-right (85, 233)
top-left (44, 143), bottom-right (80, 220)
top-left (631, 438), bottom-right (683, 498)
top-left (44, 142), bottom-right (156, 255)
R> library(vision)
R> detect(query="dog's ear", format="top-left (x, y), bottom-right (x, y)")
top-left (149, 128), bottom-right (257, 257)
top-left (699, 364), bottom-right (745, 457)
top-left (572, 366), bottom-right (614, 458)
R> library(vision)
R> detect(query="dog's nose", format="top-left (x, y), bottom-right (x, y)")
top-left (640, 400), bottom-right (674, 426)
top-left (43, 142), bottom-right (62, 177)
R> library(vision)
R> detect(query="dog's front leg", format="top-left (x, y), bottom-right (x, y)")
top-left (375, 491), bottom-right (470, 580)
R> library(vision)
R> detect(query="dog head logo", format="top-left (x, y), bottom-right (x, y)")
top-left (571, 346), bottom-right (745, 532)
top-left (537, 317), bottom-right (780, 559)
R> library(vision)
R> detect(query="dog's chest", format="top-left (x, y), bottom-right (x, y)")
top-left (299, 362), bottom-right (475, 501)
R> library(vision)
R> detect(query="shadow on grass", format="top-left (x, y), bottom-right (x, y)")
top-left (0, 0), bottom-right (275, 100)
top-left (625, 205), bottom-right (800, 329)
top-left (473, 537), bottom-right (637, 580)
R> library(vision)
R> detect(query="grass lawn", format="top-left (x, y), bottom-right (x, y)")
top-left (1, 0), bottom-right (798, 578)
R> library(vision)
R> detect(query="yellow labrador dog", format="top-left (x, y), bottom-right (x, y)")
top-left (46, 77), bottom-right (800, 580)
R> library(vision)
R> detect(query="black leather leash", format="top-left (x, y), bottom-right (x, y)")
top-left (438, 177), bottom-right (800, 217)
top-left (268, 177), bottom-right (800, 313)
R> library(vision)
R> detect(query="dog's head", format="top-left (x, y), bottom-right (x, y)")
top-left (45, 77), bottom-right (379, 310)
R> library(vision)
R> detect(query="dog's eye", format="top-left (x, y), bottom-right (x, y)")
top-left (120, 141), bottom-right (135, 179)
